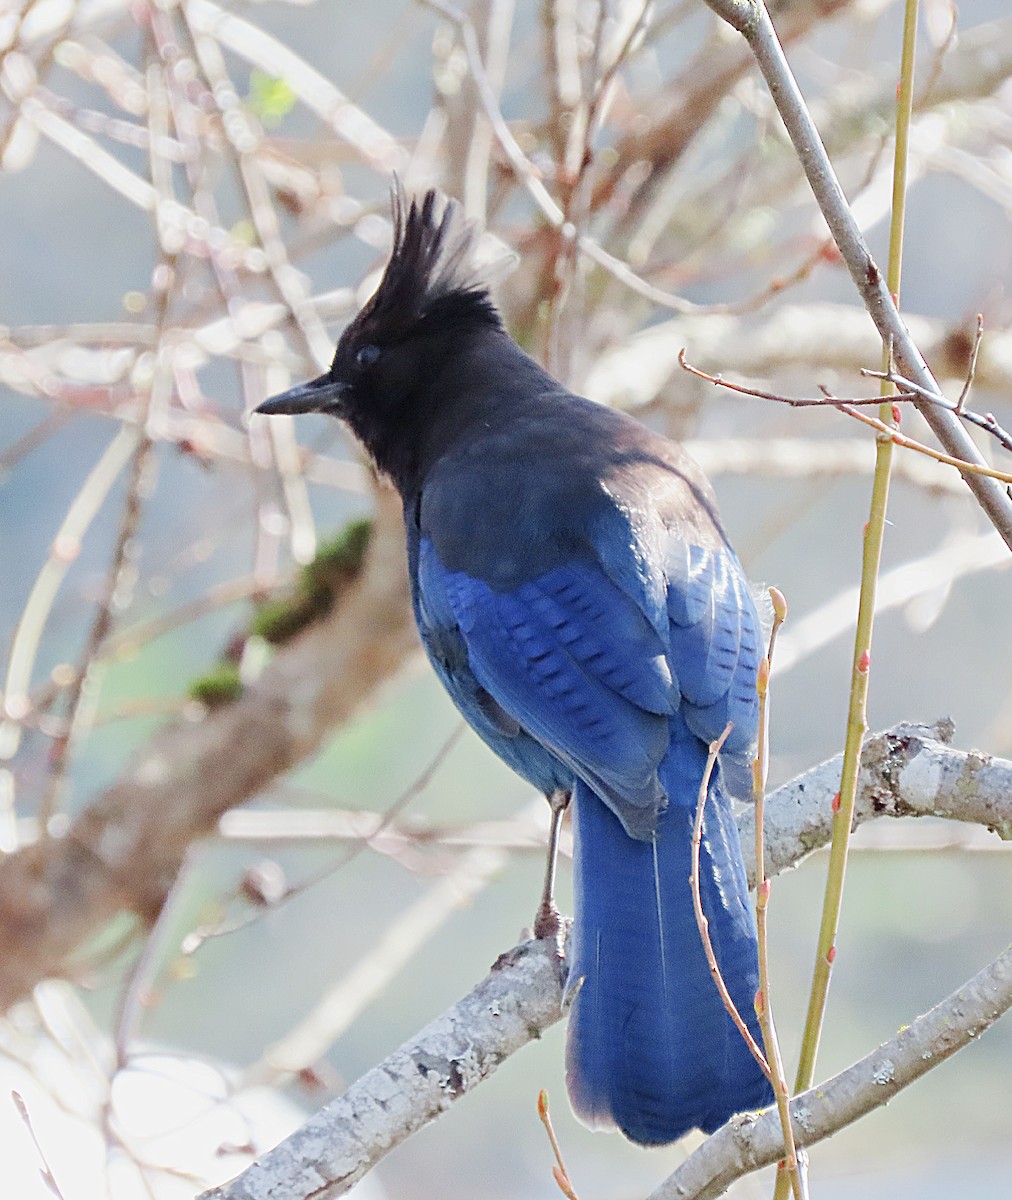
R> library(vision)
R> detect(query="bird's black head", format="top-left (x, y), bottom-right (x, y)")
top-left (256, 187), bottom-right (504, 490)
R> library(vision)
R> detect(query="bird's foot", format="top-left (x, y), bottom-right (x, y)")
top-left (533, 897), bottom-right (563, 940)
top-left (533, 899), bottom-right (567, 963)
top-left (531, 787), bottom-right (571, 954)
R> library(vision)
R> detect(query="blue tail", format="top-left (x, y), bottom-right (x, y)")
top-left (565, 720), bottom-right (773, 1145)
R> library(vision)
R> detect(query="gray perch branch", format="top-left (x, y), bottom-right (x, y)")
top-left (650, 941), bottom-right (1012, 1200)
top-left (201, 721), bottom-right (1012, 1199)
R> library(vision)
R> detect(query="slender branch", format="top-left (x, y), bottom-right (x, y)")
top-left (198, 726), bottom-right (1012, 1200)
top-left (676, 351), bottom-right (1012, 488)
top-left (751, 592), bottom-right (804, 1200)
top-left (35, 51), bottom-right (177, 825)
top-left (784, 10), bottom-right (917, 1177)
top-left (677, 348), bottom-right (920, 408)
top-left (0, 489), bottom-right (417, 1010)
top-left (860, 357), bottom-right (1012, 456)
top-left (11, 1090), bottom-right (69, 1200)
top-left (0, 427), bottom-right (139, 849)
top-left (698, 0), bottom-right (1012, 549)
top-left (582, 303), bottom-right (1012, 413)
top-left (199, 936), bottom-right (568, 1200)
top-left (690, 723), bottom-right (771, 1078)
top-left (650, 940), bottom-right (1012, 1200)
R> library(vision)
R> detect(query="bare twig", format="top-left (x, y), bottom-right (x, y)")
top-left (112, 851), bottom-right (198, 1069)
top-left (11, 1090), bottom-right (69, 1200)
top-left (197, 748), bottom-right (1012, 1200)
top-left (955, 313), bottom-right (984, 414)
top-left (537, 1089), bottom-right (580, 1200)
top-left (200, 936), bottom-right (568, 1200)
top-left (751, 589), bottom-right (803, 1200)
top-left (678, 348), bottom-right (920, 408)
top-left (690, 723), bottom-right (770, 1079)
top-left (860, 333), bottom-right (1012, 456)
top-left (0, 427), bottom-right (139, 845)
top-left (650, 941), bottom-right (1012, 1200)
top-left (677, 350), bottom-right (1012, 487)
top-left (698, 0), bottom-right (1012, 548)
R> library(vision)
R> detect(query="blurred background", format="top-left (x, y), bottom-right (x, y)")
top-left (1, 0), bottom-right (1011, 1195)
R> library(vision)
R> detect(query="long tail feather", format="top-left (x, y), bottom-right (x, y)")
top-left (565, 720), bottom-right (772, 1145)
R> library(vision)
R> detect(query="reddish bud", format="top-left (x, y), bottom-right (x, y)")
top-left (858, 649), bottom-right (871, 673)
top-left (831, 791), bottom-right (841, 813)
top-left (754, 988), bottom-right (765, 1017)
top-left (759, 879), bottom-right (772, 902)
top-left (827, 945), bottom-right (837, 964)
top-left (297, 1066), bottom-right (330, 1093)
top-left (756, 656), bottom-right (770, 697)
top-left (891, 404), bottom-right (902, 425)
top-left (537, 1090), bottom-right (549, 1118)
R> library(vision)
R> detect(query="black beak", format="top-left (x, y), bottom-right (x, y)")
top-left (255, 373), bottom-right (347, 416)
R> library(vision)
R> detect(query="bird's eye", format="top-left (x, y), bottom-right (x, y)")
top-left (355, 344), bottom-right (380, 369)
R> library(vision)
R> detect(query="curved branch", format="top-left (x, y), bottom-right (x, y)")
top-left (200, 722), bottom-right (1012, 1200)
top-left (650, 941), bottom-right (1012, 1200)
top-left (699, 0), bottom-right (1012, 547)
top-left (739, 720), bottom-right (1012, 882)
top-left (200, 938), bottom-right (568, 1200)
top-left (0, 488), bottom-right (417, 1011)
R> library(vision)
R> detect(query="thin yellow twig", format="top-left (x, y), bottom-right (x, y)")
top-left (753, 590), bottom-right (806, 1200)
top-left (778, 3), bottom-right (921, 1197)
top-left (690, 723), bottom-right (771, 1081)
top-left (537, 1090), bottom-right (580, 1200)
top-left (834, 402), bottom-right (1012, 485)
top-left (677, 350), bottom-right (1012, 487)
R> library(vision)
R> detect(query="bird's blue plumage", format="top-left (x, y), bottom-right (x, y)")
top-left (410, 510), bottom-right (773, 1143)
top-left (258, 189), bottom-right (774, 1146)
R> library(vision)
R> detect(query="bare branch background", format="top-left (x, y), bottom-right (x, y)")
top-left (201, 722), bottom-right (1012, 1200)
top-left (1, 0), bottom-right (1010, 1197)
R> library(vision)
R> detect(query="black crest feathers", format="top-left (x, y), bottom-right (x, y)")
top-left (355, 185), bottom-right (503, 339)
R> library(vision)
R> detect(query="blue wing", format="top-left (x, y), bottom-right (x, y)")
top-left (411, 526), bottom-right (760, 835)
top-left (664, 539), bottom-right (761, 795)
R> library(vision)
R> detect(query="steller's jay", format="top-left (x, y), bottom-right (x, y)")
top-left (256, 188), bottom-right (773, 1145)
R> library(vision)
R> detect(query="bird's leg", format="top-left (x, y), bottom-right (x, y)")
top-left (533, 788), bottom-right (571, 941)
